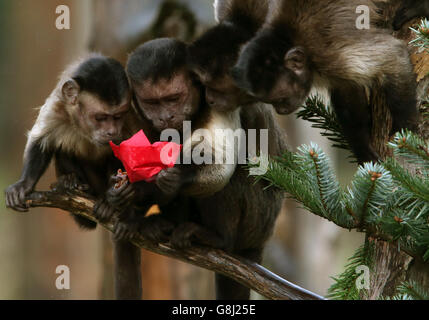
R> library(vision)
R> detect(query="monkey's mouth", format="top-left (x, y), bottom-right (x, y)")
top-left (96, 137), bottom-right (122, 146)
top-left (271, 100), bottom-right (299, 115)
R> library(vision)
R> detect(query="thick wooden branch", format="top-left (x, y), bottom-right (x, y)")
top-left (365, 1), bottom-right (429, 298)
top-left (26, 190), bottom-right (325, 301)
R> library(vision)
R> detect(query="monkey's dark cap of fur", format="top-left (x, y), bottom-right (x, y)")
top-left (232, 28), bottom-right (292, 97)
top-left (72, 55), bottom-right (129, 106)
top-left (188, 23), bottom-right (253, 79)
top-left (127, 38), bottom-right (188, 83)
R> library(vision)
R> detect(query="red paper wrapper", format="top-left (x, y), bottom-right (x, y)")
top-left (110, 130), bottom-right (182, 183)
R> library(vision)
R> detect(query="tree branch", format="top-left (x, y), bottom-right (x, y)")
top-left (25, 190), bottom-right (325, 301)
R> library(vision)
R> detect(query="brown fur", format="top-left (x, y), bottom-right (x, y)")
top-left (215, 0), bottom-right (269, 25)
top-left (266, 0), bottom-right (409, 90)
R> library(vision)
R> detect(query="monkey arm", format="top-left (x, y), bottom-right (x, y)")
top-left (53, 152), bottom-right (93, 194)
top-left (177, 162), bottom-right (236, 198)
top-left (5, 139), bottom-right (53, 212)
top-left (330, 81), bottom-right (379, 163)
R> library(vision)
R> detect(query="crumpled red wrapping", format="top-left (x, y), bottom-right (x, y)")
top-left (110, 130), bottom-right (182, 183)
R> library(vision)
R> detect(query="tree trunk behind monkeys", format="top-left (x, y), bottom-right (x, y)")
top-left (363, 0), bottom-right (429, 299)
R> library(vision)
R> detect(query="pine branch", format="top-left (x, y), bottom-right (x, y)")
top-left (383, 158), bottom-right (429, 204)
top-left (389, 281), bottom-right (429, 300)
top-left (262, 145), bottom-right (394, 230)
top-left (410, 19), bottom-right (429, 53)
top-left (261, 147), bottom-right (357, 229)
top-left (23, 190), bottom-right (325, 301)
top-left (389, 130), bottom-right (429, 169)
top-left (261, 134), bottom-right (429, 261)
top-left (297, 96), bottom-right (353, 156)
top-left (327, 243), bottom-right (373, 300)
top-left (345, 163), bottom-right (393, 227)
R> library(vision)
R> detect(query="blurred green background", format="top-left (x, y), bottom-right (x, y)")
top-left (0, 0), bottom-right (363, 299)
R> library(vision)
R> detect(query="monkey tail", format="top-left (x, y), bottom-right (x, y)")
top-left (113, 239), bottom-right (142, 300)
top-left (215, 273), bottom-right (251, 300)
top-left (70, 213), bottom-right (97, 230)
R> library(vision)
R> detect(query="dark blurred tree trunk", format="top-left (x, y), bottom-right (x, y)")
top-left (366, 0), bottom-right (429, 299)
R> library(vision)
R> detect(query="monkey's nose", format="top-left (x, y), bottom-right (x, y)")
top-left (107, 131), bottom-right (118, 138)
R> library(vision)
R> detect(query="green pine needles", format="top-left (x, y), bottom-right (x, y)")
top-left (263, 129), bottom-right (429, 259)
top-left (389, 281), bottom-right (429, 300)
top-left (260, 130), bottom-right (429, 299)
top-left (297, 96), bottom-right (352, 154)
top-left (410, 19), bottom-right (429, 53)
top-left (327, 243), bottom-right (373, 300)
top-left (261, 29), bottom-right (429, 297)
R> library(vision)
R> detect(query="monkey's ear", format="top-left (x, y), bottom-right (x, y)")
top-left (284, 47), bottom-right (306, 75)
top-left (61, 79), bottom-right (80, 105)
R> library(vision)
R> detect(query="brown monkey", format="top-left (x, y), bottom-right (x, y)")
top-left (5, 54), bottom-right (142, 299)
top-left (232, 0), bottom-right (419, 163)
top-left (102, 38), bottom-right (287, 300)
top-left (189, 0), bottom-right (270, 112)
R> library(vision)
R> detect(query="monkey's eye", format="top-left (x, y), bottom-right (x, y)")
top-left (164, 95), bottom-right (181, 103)
top-left (273, 98), bottom-right (289, 104)
top-left (113, 115), bottom-right (122, 120)
top-left (142, 100), bottom-right (159, 106)
top-left (95, 115), bottom-right (108, 122)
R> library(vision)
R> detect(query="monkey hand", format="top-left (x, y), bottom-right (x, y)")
top-left (93, 199), bottom-right (117, 223)
top-left (113, 219), bottom-right (141, 242)
top-left (170, 222), bottom-right (225, 249)
top-left (52, 173), bottom-right (89, 192)
top-left (155, 167), bottom-right (183, 196)
top-left (138, 215), bottom-right (175, 243)
top-left (5, 180), bottom-right (34, 212)
top-left (105, 175), bottom-right (136, 208)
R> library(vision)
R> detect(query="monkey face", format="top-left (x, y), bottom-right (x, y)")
top-left (192, 70), bottom-right (255, 112)
top-left (188, 24), bottom-right (256, 111)
top-left (77, 92), bottom-right (130, 145)
top-left (205, 84), bottom-right (255, 112)
top-left (133, 72), bottom-right (200, 132)
top-left (231, 29), bottom-right (312, 115)
top-left (266, 71), bottom-right (312, 115)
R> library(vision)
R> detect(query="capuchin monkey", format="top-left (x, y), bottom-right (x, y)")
top-left (96, 38), bottom-right (243, 242)
top-left (4, 54), bottom-right (142, 300)
top-left (232, 0), bottom-right (419, 163)
top-left (99, 38), bottom-right (287, 300)
top-left (5, 54), bottom-right (132, 224)
top-left (393, 0), bottom-right (429, 30)
top-left (188, 0), bottom-right (270, 111)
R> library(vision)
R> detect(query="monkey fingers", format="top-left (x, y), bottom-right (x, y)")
top-left (106, 181), bottom-right (135, 207)
top-left (155, 168), bottom-right (182, 196)
top-left (139, 215), bottom-right (175, 243)
top-left (170, 222), bottom-right (226, 250)
top-left (6, 191), bottom-right (27, 212)
top-left (113, 220), bottom-right (140, 241)
top-left (93, 199), bottom-right (117, 223)
top-left (5, 181), bottom-right (31, 212)
top-left (53, 173), bottom-right (90, 192)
